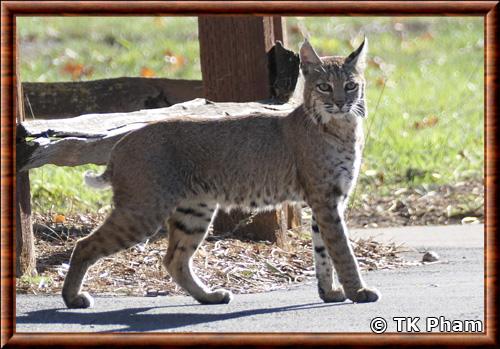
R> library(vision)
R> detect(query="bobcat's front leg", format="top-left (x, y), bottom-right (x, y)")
top-left (311, 202), bottom-right (380, 303)
top-left (311, 215), bottom-right (346, 303)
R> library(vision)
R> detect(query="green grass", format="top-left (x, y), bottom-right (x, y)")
top-left (286, 17), bottom-right (483, 187)
top-left (18, 274), bottom-right (54, 288)
top-left (18, 17), bottom-right (484, 214)
top-left (18, 17), bottom-right (201, 81)
top-left (30, 164), bottom-right (112, 214)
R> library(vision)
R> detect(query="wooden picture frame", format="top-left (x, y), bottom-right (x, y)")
top-left (1, 1), bottom-right (497, 347)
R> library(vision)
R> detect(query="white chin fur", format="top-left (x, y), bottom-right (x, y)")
top-left (319, 110), bottom-right (352, 123)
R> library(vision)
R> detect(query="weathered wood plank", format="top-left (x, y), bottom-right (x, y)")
top-left (20, 98), bottom-right (294, 138)
top-left (18, 98), bottom-right (297, 172)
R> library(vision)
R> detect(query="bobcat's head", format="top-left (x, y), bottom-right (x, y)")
top-left (300, 38), bottom-right (367, 124)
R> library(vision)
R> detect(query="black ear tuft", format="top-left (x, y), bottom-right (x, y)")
top-left (345, 37), bottom-right (368, 73)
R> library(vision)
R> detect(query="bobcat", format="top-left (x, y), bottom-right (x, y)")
top-left (62, 39), bottom-right (380, 308)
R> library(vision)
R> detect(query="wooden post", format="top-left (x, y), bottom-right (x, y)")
top-left (198, 16), bottom-right (299, 243)
top-left (15, 36), bottom-right (36, 277)
top-left (273, 17), bottom-right (287, 47)
top-left (198, 16), bottom-right (282, 102)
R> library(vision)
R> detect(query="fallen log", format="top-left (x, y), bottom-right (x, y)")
top-left (22, 78), bottom-right (204, 119)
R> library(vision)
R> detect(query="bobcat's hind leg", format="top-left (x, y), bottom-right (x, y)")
top-left (311, 215), bottom-right (346, 303)
top-left (163, 203), bottom-right (232, 304)
top-left (62, 207), bottom-right (163, 308)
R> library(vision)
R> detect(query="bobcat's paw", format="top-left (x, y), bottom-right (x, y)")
top-left (347, 287), bottom-right (380, 303)
top-left (319, 287), bottom-right (347, 303)
top-left (63, 291), bottom-right (94, 309)
top-left (197, 289), bottom-right (233, 305)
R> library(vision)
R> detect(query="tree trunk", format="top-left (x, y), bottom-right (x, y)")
top-left (198, 16), bottom-right (300, 244)
top-left (15, 35), bottom-right (36, 277)
top-left (16, 172), bottom-right (36, 277)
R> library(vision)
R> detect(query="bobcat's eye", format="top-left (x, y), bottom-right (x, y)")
top-left (317, 83), bottom-right (332, 93)
top-left (345, 81), bottom-right (358, 91)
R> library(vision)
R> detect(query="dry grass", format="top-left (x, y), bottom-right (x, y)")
top-left (347, 180), bottom-right (483, 228)
top-left (18, 227), bottom-right (412, 297)
top-left (17, 179), bottom-right (482, 297)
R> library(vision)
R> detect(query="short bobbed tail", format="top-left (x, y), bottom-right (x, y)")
top-left (84, 170), bottom-right (111, 190)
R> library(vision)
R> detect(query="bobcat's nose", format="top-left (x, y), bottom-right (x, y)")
top-left (334, 101), bottom-right (344, 109)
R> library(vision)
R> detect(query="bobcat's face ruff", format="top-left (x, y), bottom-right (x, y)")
top-left (300, 39), bottom-right (368, 124)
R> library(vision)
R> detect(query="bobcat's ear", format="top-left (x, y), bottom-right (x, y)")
top-left (345, 38), bottom-right (368, 73)
top-left (300, 39), bottom-right (322, 75)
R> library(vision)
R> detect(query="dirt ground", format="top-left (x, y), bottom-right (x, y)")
top-left (347, 179), bottom-right (483, 228)
top-left (17, 179), bottom-right (483, 297)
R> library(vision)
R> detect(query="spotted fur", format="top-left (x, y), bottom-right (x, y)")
top-left (62, 39), bottom-right (380, 309)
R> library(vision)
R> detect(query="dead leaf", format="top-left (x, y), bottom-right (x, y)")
top-left (412, 115), bottom-right (439, 130)
top-left (368, 56), bottom-right (385, 70)
top-left (163, 50), bottom-right (186, 69)
top-left (419, 32), bottom-right (434, 41)
top-left (375, 77), bottom-right (386, 87)
top-left (173, 55), bottom-right (185, 68)
top-left (62, 62), bottom-right (83, 78)
top-left (154, 17), bottom-right (165, 28)
top-left (61, 62), bottom-right (93, 80)
top-left (140, 67), bottom-right (156, 77)
top-left (52, 214), bottom-right (66, 224)
top-left (163, 49), bottom-right (174, 57)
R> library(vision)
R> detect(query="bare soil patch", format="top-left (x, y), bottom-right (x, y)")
top-left (17, 180), bottom-right (483, 297)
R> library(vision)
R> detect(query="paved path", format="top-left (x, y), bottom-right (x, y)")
top-left (16, 224), bottom-right (484, 333)
top-left (351, 224), bottom-right (483, 248)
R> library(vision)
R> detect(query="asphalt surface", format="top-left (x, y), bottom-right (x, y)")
top-left (16, 224), bottom-right (484, 333)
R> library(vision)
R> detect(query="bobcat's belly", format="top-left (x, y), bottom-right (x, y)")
top-left (217, 188), bottom-right (305, 213)
top-left (186, 175), bottom-right (304, 213)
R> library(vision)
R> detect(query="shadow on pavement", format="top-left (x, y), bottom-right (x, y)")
top-left (16, 301), bottom-right (348, 332)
